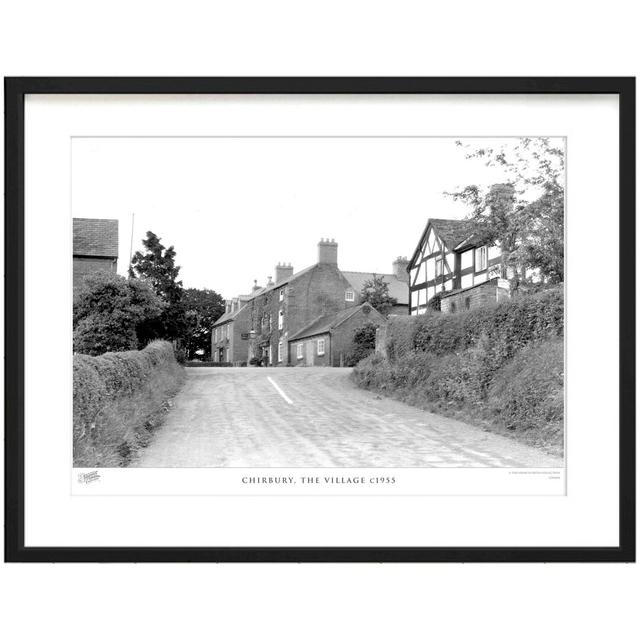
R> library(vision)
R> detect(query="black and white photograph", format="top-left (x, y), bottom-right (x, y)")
top-left (72, 135), bottom-right (565, 472)
top-left (6, 77), bottom-right (632, 565)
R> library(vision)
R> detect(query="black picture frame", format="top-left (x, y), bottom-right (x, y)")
top-left (4, 77), bottom-right (636, 563)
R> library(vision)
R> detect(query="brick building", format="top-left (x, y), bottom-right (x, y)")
top-left (73, 218), bottom-right (119, 294)
top-left (211, 239), bottom-right (408, 365)
top-left (288, 303), bottom-right (385, 367)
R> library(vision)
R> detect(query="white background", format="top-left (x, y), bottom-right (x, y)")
top-left (26, 94), bottom-right (601, 545)
top-left (1, 1), bottom-right (638, 639)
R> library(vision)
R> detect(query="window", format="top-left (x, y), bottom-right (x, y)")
top-left (226, 348), bottom-right (230, 362)
top-left (268, 314), bottom-right (272, 331)
top-left (317, 338), bottom-right (325, 356)
top-left (279, 287), bottom-right (285, 302)
top-left (296, 343), bottom-right (303, 359)
top-left (465, 297), bottom-right (471, 310)
top-left (435, 257), bottom-right (443, 278)
top-left (450, 302), bottom-right (456, 314)
top-left (278, 309), bottom-right (284, 330)
top-left (475, 246), bottom-right (487, 271)
top-left (345, 290), bottom-right (355, 302)
top-left (214, 328), bottom-right (218, 342)
top-left (268, 345), bottom-right (272, 365)
top-left (277, 341), bottom-right (283, 363)
top-left (226, 324), bottom-right (230, 339)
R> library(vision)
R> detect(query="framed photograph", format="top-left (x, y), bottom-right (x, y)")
top-left (4, 77), bottom-right (635, 562)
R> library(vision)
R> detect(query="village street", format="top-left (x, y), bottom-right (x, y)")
top-left (132, 367), bottom-right (562, 468)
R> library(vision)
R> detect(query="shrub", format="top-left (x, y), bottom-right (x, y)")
top-left (383, 315), bottom-right (417, 362)
top-left (353, 288), bottom-right (565, 455)
top-left (344, 322), bottom-right (378, 366)
top-left (73, 340), bottom-right (184, 467)
top-left (73, 271), bottom-right (166, 356)
top-left (487, 338), bottom-right (564, 452)
top-left (413, 286), bottom-right (563, 357)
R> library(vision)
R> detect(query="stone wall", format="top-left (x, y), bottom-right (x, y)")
top-left (440, 277), bottom-right (510, 314)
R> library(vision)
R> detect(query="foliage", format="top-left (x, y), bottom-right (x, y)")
top-left (447, 137), bottom-right (565, 285)
top-left (352, 337), bottom-right (564, 456)
top-left (182, 287), bottom-right (225, 360)
top-left (73, 341), bottom-right (184, 466)
top-left (427, 292), bottom-right (442, 312)
top-left (73, 270), bottom-right (166, 356)
top-left (129, 231), bottom-right (187, 343)
top-left (360, 274), bottom-right (398, 317)
top-left (381, 315), bottom-right (418, 362)
top-left (344, 322), bottom-right (378, 366)
top-left (411, 286), bottom-right (564, 357)
top-left (488, 339), bottom-right (564, 447)
top-left (354, 289), bottom-right (565, 455)
top-left (376, 287), bottom-right (563, 363)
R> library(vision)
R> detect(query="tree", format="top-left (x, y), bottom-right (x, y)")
top-left (73, 271), bottom-right (166, 355)
top-left (182, 288), bottom-right (225, 360)
top-left (344, 322), bottom-right (378, 366)
top-left (360, 275), bottom-right (398, 317)
top-left (446, 137), bottom-right (565, 285)
top-left (129, 231), bottom-right (186, 343)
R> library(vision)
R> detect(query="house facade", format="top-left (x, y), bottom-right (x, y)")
top-left (288, 303), bottom-right (386, 367)
top-left (211, 239), bottom-right (408, 365)
top-left (407, 218), bottom-right (512, 315)
top-left (73, 218), bottom-right (119, 295)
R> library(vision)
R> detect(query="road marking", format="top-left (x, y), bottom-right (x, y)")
top-left (267, 376), bottom-right (294, 405)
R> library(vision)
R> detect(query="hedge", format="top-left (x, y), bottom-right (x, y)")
top-left (380, 286), bottom-right (563, 362)
top-left (73, 340), bottom-right (184, 466)
top-left (413, 286), bottom-right (563, 357)
top-left (354, 288), bottom-right (565, 456)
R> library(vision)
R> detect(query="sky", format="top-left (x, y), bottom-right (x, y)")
top-left (71, 136), bottom-right (562, 299)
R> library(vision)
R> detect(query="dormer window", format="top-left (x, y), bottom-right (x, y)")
top-left (345, 290), bottom-right (355, 302)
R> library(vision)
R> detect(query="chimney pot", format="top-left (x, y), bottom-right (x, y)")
top-left (392, 255), bottom-right (410, 283)
top-left (275, 262), bottom-right (294, 283)
top-left (317, 238), bottom-right (338, 265)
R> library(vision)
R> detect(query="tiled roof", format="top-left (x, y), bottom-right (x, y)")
top-left (288, 303), bottom-right (381, 341)
top-left (409, 217), bottom-right (478, 269)
top-left (341, 271), bottom-right (409, 304)
top-left (73, 218), bottom-right (119, 258)
top-left (211, 304), bottom-right (246, 327)
top-left (428, 218), bottom-right (476, 250)
top-left (213, 265), bottom-right (320, 327)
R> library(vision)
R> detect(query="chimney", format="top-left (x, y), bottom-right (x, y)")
top-left (392, 256), bottom-right (410, 282)
top-left (225, 300), bottom-right (232, 314)
top-left (266, 275), bottom-right (274, 287)
top-left (317, 238), bottom-right (338, 265)
top-left (275, 262), bottom-right (294, 283)
top-left (252, 279), bottom-right (261, 292)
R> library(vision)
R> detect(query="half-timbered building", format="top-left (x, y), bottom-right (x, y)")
top-left (408, 218), bottom-right (511, 315)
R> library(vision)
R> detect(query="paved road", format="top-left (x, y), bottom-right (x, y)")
top-left (132, 367), bottom-right (562, 468)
